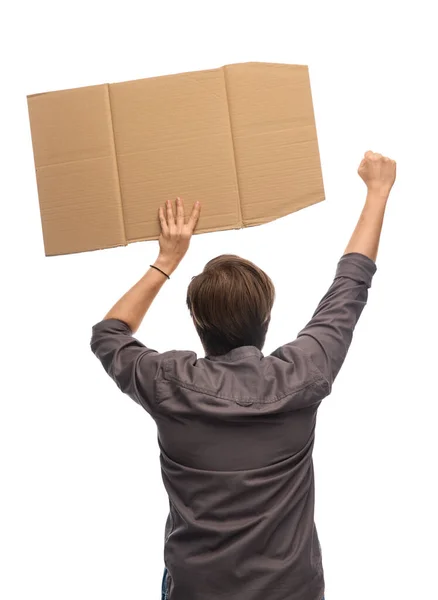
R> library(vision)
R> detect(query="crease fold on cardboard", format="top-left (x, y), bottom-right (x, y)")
top-left (106, 84), bottom-right (127, 246)
top-left (222, 66), bottom-right (243, 229)
top-left (27, 62), bottom-right (325, 256)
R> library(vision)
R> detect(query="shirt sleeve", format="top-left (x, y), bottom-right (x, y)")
top-left (90, 318), bottom-right (162, 414)
top-left (272, 252), bottom-right (377, 389)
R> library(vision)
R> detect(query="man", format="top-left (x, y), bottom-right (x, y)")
top-left (91, 151), bottom-right (396, 600)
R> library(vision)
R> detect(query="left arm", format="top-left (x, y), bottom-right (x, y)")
top-left (90, 197), bottom-right (201, 410)
top-left (104, 197), bottom-right (201, 333)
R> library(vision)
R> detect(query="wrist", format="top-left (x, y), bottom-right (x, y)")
top-left (366, 185), bottom-right (391, 201)
top-left (365, 188), bottom-right (390, 208)
top-left (154, 254), bottom-right (181, 276)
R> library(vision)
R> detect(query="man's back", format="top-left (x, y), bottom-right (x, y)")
top-left (157, 343), bottom-right (328, 600)
top-left (91, 252), bottom-right (377, 600)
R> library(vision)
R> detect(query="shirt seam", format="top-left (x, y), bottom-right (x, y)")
top-left (160, 370), bottom-right (323, 405)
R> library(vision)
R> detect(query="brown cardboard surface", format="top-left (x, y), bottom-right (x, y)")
top-left (27, 63), bottom-right (324, 256)
top-left (27, 85), bottom-right (125, 255)
top-left (225, 63), bottom-right (324, 226)
top-left (109, 70), bottom-right (240, 243)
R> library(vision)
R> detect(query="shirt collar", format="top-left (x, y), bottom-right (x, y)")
top-left (206, 346), bottom-right (263, 362)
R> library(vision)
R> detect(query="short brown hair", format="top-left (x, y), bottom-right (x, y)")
top-left (187, 255), bottom-right (275, 357)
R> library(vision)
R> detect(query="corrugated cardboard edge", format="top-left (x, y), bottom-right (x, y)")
top-left (45, 240), bottom-right (126, 257)
top-left (26, 96), bottom-right (48, 255)
top-left (26, 69), bottom-right (223, 98)
top-left (26, 63), bottom-right (308, 100)
top-left (306, 65), bottom-right (326, 210)
top-left (27, 83), bottom-right (109, 99)
top-left (242, 195), bottom-right (325, 228)
top-left (45, 223), bottom-right (241, 256)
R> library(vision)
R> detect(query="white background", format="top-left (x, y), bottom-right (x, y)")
top-left (1, 1), bottom-right (437, 599)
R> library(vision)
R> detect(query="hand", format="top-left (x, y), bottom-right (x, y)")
top-left (155, 197), bottom-right (201, 274)
top-left (358, 151), bottom-right (396, 196)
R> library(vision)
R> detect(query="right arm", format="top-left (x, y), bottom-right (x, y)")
top-left (344, 151), bottom-right (396, 262)
top-left (273, 151), bottom-right (396, 387)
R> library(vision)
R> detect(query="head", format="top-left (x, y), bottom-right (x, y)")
top-left (187, 255), bottom-right (275, 357)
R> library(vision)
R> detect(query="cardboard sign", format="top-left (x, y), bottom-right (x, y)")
top-left (27, 62), bottom-right (324, 256)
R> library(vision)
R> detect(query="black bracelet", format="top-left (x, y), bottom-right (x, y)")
top-left (150, 264), bottom-right (170, 279)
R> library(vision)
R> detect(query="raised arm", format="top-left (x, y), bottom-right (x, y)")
top-left (344, 151), bottom-right (396, 262)
top-left (102, 197), bottom-right (201, 333)
top-left (90, 198), bottom-right (200, 411)
top-left (273, 151), bottom-right (396, 387)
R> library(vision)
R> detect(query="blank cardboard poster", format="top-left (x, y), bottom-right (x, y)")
top-left (27, 63), bottom-right (324, 256)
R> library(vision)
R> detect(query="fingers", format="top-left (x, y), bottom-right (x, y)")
top-left (176, 197), bottom-right (184, 228)
top-left (166, 199), bottom-right (175, 226)
top-left (365, 150), bottom-right (382, 160)
top-left (158, 206), bottom-right (169, 235)
top-left (160, 198), bottom-right (200, 234)
top-left (188, 201), bottom-right (201, 231)
top-left (365, 150), bottom-right (395, 162)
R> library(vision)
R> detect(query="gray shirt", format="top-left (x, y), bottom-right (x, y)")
top-left (91, 252), bottom-right (377, 600)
